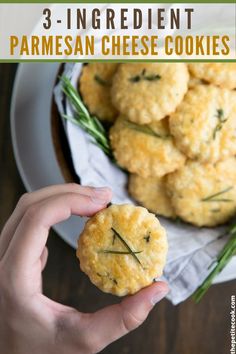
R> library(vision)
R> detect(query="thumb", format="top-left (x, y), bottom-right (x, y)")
top-left (78, 281), bottom-right (169, 353)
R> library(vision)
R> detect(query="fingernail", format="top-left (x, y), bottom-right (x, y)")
top-left (151, 286), bottom-right (169, 305)
top-left (91, 187), bottom-right (110, 204)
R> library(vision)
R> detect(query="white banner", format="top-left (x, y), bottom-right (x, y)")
top-left (0, 3), bottom-right (235, 60)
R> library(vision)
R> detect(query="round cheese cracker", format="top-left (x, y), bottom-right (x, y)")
top-left (189, 63), bottom-right (236, 90)
top-left (77, 204), bottom-right (168, 296)
top-left (128, 174), bottom-right (176, 218)
top-left (79, 63), bottom-right (119, 122)
top-left (110, 117), bottom-right (186, 178)
top-left (166, 158), bottom-right (236, 227)
top-left (169, 85), bottom-right (236, 163)
top-left (111, 63), bottom-right (189, 124)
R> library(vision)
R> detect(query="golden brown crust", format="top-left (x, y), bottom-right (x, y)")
top-left (110, 117), bottom-right (186, 178)
top-left (79, 63), bottom-right (119, 122)
top-left (111, 63), bottom-right (189, 124)
top-left (128, 174), bottom-right (176, 218)
top-left (169, 85), bottom-right (236, 163)
top-left (189, 63), bottom-right (236, 90)
top-left (77, 204), bottom-right (168, 296)
top-left (166, 158), bottom-right (236, 227)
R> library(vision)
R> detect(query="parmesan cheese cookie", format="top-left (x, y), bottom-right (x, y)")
top-left (77, 204), bottom-right (168, 296)
top-left (110, 117), bottom-right (186, 178)
top-left (166, 158), bottom-right (236, 227)
top-left (111, 63), bottom-right (189, 124)
top-left (189, 63), bottom-right (236, 90)
top-left (128, 174), bottom-right (176, 218)
top-left (79, 63), bottom-right (119, 122)
top-left (169, 85), bottom-right (236, 163)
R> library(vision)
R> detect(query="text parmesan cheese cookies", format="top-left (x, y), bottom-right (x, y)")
top-left (111, 63), bottom-right (189, 124)
top-left (79, 63), bottom-right (119, 122)
top-left (128, 174), bottom-right (176, 218)
top-left (169, 85), bottom-right (236, 163)
top-left (110, 116), bottom-right (186, 178)
top-left (166, 158), bottom-right (236, 227)
top-left (189, 63), bottom-right (236, 90)
top-left (77, 204), bottom-right (168, 296)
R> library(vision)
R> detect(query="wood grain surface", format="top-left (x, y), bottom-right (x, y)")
top-left (0, 63), bottom-right (234, 354)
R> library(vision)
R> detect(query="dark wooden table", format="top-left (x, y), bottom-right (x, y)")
top-left (0, 64), bottom-right (234, 354)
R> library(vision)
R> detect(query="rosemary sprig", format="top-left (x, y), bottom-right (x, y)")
top-left (111, 227), bottom-right (144, 268)
top-left (60, 76), bottom-right (113, 158)
top-left (101, 250), bottom-right (142, 255)
top-left (129, 69), bottom-right (161, 83)
top-left (124, 120), bottom-right (169, 139)
top-left (193, 223), bottom-right (236, 303)
top-left (94, 74), bottom-right (111, 87)
top-left (212, 108), bottom-right (228, 140)
top-left (201, 186), bottom-right (233, 202)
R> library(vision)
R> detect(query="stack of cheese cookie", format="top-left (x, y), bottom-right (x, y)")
top-left (79, 63), bottom-right (236, 227)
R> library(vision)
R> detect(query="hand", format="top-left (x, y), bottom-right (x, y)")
top-left (0, 184), bottom-right (169, 354)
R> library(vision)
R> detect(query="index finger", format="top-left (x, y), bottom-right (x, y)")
top-left (0, 183), bottom-right (107, 260)
top-left (4, 190), bottom-right (112, 273)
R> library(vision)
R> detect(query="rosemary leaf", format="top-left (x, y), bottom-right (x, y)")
top-left (217, 108), bottom-right (224, 119)
top-left (124, 120), bottom-right (169, 139)
top-left (129, 75), bottom-right (141, 83)
top-left (129, 70), bottom-right (161, 83)
top-left (201, 186), bottom-right (233, 202)
top-left (193, 224), bottom-right (236, 303)
top-left (202, 199), bottom-right (233, 203)
top-left (144, 234), bottom-right (151, 243)
top-left (144, 235), bottom-right (151, 243)
top-left (60, 76), bottom-right (113, 159)
top-left (144, 74), bottom-right (161, 81)
top-left (212, 108), bottom-right (228, 140)
top-left (94, 74), bottom-right (111, 87)
top-left (111, 228), bottom-right (144, 268)
top-left (101, 250), bottom-right (142, 255)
